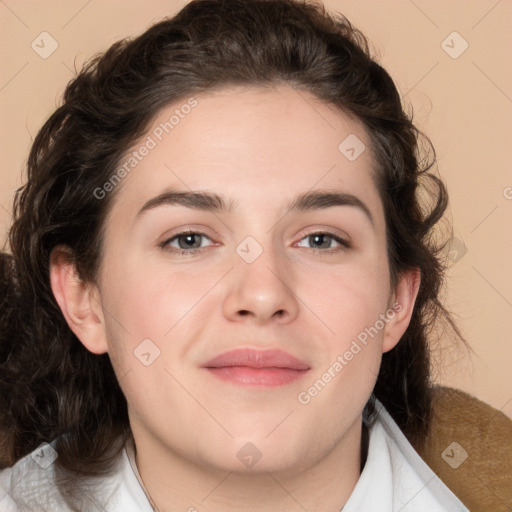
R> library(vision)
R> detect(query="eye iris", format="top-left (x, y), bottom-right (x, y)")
top-left (179, 234), bottom-right (201, 249)
top-left (311, 234), bottom-right (330, 248)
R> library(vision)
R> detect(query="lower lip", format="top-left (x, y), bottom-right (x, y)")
top-left (205, 366), bottom-right (309, 387)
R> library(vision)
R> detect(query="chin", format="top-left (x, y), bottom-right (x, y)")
top-left (195, 432), bottom-right (314, 477)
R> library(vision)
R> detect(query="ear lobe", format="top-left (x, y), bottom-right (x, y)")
top-left (49, 246), bottom-right (108, 355)
top-left (382, 268), bottom-right (421, 353)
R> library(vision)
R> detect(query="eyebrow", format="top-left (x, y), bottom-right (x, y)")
top-left (288, 190), bottom-right (374, 227)
top-left (136, 188), bottom-right (374, 227)
top-left (137, 189), bottom-right (229, 216)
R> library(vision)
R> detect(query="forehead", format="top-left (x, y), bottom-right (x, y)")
top-left (107, 84), bottom-right (384, 229)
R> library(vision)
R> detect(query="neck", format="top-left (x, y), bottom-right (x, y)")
top-left (131, 419), bottom-right (366, 512)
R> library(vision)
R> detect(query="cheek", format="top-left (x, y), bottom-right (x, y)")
top-left (294, 263), bottom-right (389, 413)
top-left (102, 262), bottom-right (211, 339)
top-left (297, 255), bottom-right (390, 341)
top-left (99, 261), bottom-right (228, 383)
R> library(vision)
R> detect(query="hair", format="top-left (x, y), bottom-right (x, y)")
top-left (1, 0), bottom-right (464, 487)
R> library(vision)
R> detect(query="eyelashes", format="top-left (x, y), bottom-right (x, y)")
top-left (159, 230), bottom-right (351, 256)
top-left (296, 232), bottom-right (351, 252)
top-left (162, 231), bottom-right (213, 253)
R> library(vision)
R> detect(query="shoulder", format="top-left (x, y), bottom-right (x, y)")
top-left (0, 441), bottom-right (64, 511)
top-left (418, 386), bottom-right (512, 511)
top-left (0, 440), bottom-right (135, 512)
top-left (343, 398), bottom-right (469, 512)
top-left (373, 399), bottom-right (470, 511)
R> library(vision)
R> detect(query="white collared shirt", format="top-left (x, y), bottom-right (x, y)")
top-left (342, 401), bottom-right (468, 511)
top-left (0, 400), bottom-right (468, 511)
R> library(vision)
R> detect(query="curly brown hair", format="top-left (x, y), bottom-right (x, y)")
top-left (1, 0), bottom-right (464, 484)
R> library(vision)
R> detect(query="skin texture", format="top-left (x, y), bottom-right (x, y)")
top-left (50, 84), bottom-right (420, 511)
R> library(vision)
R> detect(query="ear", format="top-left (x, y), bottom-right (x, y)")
top-left (382, 268), bottom-right (421, 353)
top-left (49, 246), bottom-right (108, 355)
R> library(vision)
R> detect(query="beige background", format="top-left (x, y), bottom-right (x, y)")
top-left (0, 1), bottom-right (511, 418)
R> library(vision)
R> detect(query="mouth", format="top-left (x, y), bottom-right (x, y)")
top-left (201, 348), bottom-right (311, 387)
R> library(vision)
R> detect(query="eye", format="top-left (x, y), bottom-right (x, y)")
top-left (296, 232), bottom-right (350, 252)
top-left (161, 231), bottom-right (214, 254)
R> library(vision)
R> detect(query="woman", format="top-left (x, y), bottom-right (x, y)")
top-left (0, 0), bottom-right (470, 510)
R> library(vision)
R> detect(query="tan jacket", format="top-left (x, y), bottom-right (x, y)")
top-left (418, 386), bottom-right (512, 511)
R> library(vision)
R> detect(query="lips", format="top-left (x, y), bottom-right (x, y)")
top-left (202, 348), bottom-right (310, 387)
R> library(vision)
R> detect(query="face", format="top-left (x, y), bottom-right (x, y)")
top-left (54, 84), bottom-right (417, 477)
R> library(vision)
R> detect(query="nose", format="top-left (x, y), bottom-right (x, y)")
top-left (222, 243), bottom-right (300, 325)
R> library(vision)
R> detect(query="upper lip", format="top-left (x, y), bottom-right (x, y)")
top-left (202, 348), bottom-right (310, 370)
